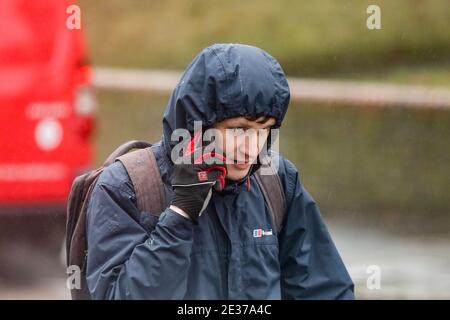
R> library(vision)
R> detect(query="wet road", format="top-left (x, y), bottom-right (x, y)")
top-left (328, 220), bottom-right (450, 299)
top-left (0, 220), bottom-right (449, 299)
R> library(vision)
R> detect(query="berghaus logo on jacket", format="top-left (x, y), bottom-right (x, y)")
top-left (253, 229), bottom-right (273, 238)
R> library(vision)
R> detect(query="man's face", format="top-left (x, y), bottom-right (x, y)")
top-left (213, 116), bottom-right (276, 181)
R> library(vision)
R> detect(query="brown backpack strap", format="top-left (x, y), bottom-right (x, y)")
top-left (254, 159), bottom-right (286, 233)
top-left (104, 140), bottom-right (153, 167)
top-left (117, 148), bottom-right (166, 215)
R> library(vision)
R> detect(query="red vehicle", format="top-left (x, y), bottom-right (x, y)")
top-left (0, 0), bottom-right (95, 211)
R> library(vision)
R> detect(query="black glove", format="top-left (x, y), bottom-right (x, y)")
top-left (170, 137), bottom-right (227, 223)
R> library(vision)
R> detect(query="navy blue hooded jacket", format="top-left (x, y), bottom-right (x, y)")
top-left (86, 44), bottom-right (355, 299)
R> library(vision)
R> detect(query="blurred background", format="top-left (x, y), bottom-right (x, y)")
top-left (0, 0), bottom-right (449, 299)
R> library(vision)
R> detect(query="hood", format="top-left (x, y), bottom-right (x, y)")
top-left (162, 43), bottom-right (290, 154)
top-left (161, 43), bottom-right (290, 189)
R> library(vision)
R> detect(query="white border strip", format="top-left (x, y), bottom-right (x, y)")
top-left (94, 67), bottom-right (450, 109)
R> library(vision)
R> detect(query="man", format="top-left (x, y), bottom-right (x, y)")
top-left (86, 43), bottom-right (354, 299)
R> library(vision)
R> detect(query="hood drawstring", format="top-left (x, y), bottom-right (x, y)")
top-left (247, 175), bottom-right (251, 192)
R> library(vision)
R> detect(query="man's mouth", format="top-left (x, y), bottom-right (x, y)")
top-left (233, 162), bottom-right (251, 170)
top-left (232, 156), bottom-right (257, 170)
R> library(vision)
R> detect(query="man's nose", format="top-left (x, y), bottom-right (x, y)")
top-left (237, 131), bottom-right (259, 159)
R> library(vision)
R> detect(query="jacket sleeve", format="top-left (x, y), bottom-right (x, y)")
top-left (278, 158), bottom-right (355, 299)
top-left (85, 162), bottom-right (194, 299)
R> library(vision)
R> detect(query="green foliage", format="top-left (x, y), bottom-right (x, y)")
top-left (79, 0), bottom-right (450, 76)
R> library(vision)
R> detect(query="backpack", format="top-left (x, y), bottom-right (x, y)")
top-left (65, 140), bottom-right (286, 300)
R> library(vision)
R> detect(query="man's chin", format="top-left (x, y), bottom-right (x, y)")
top-left (226, 164), bottom-right (252, 181)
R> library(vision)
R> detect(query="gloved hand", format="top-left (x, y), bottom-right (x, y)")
top-left (170, 134), bottom-right (227, 224)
